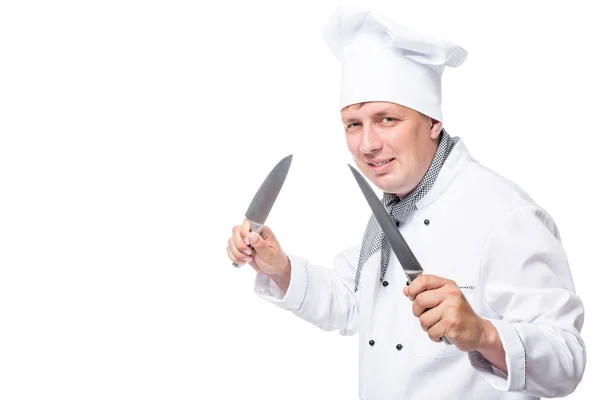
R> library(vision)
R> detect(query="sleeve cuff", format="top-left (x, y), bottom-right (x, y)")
top-left (254, 254), bottom-right (308, 312)
top-left (468, 318), bottom-right (527, 392)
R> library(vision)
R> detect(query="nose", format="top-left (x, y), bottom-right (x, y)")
top-left (359, 124), bottom-right (383, 154)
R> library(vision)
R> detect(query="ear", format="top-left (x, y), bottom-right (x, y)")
top-left (429, 118), bottom-right (443, 140)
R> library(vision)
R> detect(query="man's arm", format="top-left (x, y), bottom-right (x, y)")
top-left (228, 220), bottom-right (360, 335)
top-left (254, 247), bottom-right (361, 336)
top-left (471, 206), bottom-right (586, 397)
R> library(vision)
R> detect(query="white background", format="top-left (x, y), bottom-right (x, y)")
top-left (0, 0), bottom-right (597, 399)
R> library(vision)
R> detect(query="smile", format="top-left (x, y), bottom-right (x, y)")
top-left (367, 158), bottom-right (394, 167)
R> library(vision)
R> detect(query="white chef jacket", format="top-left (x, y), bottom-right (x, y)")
top-left (254, 139), bottom-right (586, 399)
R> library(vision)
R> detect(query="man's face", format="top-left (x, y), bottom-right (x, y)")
top-left (341, 101), bottom-right (442, 197)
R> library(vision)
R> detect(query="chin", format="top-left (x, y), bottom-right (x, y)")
top-left (357, 163), bottom-right (405, 193)
top-left (368, 175), bottom-right (400, 194)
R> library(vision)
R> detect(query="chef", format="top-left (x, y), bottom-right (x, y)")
top-left (226, 5), bottom-right (586, 399)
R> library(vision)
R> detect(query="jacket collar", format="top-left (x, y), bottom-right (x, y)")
top-left (415, 139), bottom-right (473, 210)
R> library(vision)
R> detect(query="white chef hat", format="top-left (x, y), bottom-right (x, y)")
top-left (322, 4), bottom-right (467, 122)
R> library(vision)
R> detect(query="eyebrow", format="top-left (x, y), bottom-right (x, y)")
top-left (370, 109), bottom-right (398, 118)
top-left (341, 108), bottom-right (401, 124)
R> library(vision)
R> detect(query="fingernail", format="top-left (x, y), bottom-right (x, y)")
top-left (243, 238), bottom-right (250, 245)
top-left (244, 250), bottom-right (252, 255)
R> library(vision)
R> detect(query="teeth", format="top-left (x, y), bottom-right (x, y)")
top-left (372, 159), bottom-right (391, 166)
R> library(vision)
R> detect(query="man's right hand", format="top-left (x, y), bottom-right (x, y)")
top-left (227, 219), bottom-right (291, 287)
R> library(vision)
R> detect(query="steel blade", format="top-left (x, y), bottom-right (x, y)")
top-left (348, 164), bottom-right (454, 345)
top-left (348, 164), bottom-right (423, 283)
top-left (244, 154), bottom-right (293, 225)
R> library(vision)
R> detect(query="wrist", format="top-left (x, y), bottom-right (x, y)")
top-left (475, 317), bottom-right (508, 375)
top-left (477, 318), bottom-right (498, 352)
top-left (269, 257), bottom-right (292, 292)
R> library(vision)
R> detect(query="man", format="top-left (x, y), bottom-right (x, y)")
top-left (226, 5), bottom-right (586, 399)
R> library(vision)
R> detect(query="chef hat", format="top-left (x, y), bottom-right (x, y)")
top-left (322, 4), bottom-right (467, 121)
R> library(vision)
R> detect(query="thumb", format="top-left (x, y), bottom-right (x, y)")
top-left (248, 231), bottom-right (267, 250)
top-left (248, 226), bottom-right (276, 254)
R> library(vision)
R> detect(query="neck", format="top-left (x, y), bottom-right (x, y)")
top-left (393, 132), bottom-right (444, 199)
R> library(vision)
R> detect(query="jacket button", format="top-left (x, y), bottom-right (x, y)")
top-left (382, 281), bottom-right (389, 287)
top-left (395, 220), bottom-right (400, 227)
top-left (424, 219), bottom-right (430, 226)
top-left (369, 340), bottom-right (375, 346)
top-left (396, 344), bottom-right (403, 351)
top-left (406, 280), bottom-right (410, 286)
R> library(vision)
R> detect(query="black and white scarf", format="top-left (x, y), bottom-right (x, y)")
top-left (353, 129), bottom-right (459, 292)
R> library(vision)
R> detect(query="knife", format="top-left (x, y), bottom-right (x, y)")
top-left (232, 154), bottom-right (293, 267)
top-left (348, 164), bottom-right (453, 345)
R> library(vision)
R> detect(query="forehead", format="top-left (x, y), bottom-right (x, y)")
top-left (341, 101), bottom-right (410, 119)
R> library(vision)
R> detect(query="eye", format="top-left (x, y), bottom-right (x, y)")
top-left (382, 117), bottom-right (395, 123)
top-left (345, 122), bottom-right (360, 130)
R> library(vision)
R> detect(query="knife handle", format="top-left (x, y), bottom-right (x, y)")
top-left (407, 279), bottom-right (454, 346)
top-left (232, 221), bottom-right (263, 268)
top-left (424, 304), bottom-right (453, 345)
top-left (441, 336), bottom-right (453, 345)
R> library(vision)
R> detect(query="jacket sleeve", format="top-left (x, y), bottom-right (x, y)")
top-left (253, 247), bottom-right (360, 336)
top-left (468, 206), bottom-right (586, 398)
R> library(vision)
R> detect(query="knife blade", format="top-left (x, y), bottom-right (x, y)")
top-left (348, 164), bottom-right (423, 282)
top-left (232, 154), bottom-right (293, 267)
top-left (348, 164), bottom-right (453, 345)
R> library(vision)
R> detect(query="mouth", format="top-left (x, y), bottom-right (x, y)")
top-left (365, 158), bottom-right (395, 174)
top-left (366, 158), bottom-right (395, 167)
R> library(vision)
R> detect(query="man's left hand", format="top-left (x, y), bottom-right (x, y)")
top-left (403, 274), bottom-right (488, 352)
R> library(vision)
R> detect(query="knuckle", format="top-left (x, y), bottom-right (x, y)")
top-left (453, 294), bottom-right (465, 307)
top-left (226, 249), bottom-right (238, 263)
top-left (446, 320), bottom-right (457, 332)
top-left (445, 301), bottom-right (457, 312)
top-left (419, 315), bottom-right (427, 330)
top-left (414, 294), bottom-right (425, 307)
top-left (409, 284), bottom-right (419, 296)
top-left (428, 330), bottom-right (438, 341)
top-left (235, 233), bottom-right (246, 246)
top-left (445, 312), bottom-right (458, 328)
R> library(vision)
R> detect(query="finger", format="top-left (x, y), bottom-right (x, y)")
top-left (228, 237), bottom-right (253, 263)
top-left (407, 274), bottom-right (451, 300)
top-left (241, 218), bottom-right (251, 231)
top-left (227, 245), bottom-right (246, 265)
top-left (232, 226), bottom-right (252, 256)
top-left (248, 229), bottom-right (270, 251)
top-left (412, 289), bottom-right (445, 317)
top-left (239, 219), bottom-right (252, 245)
top-left (425, 320), bottom-right (447, 343)
top-left (418, 305), bottom-right (444, 332)
top-left (249, 225), bottom-right (279, 260)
